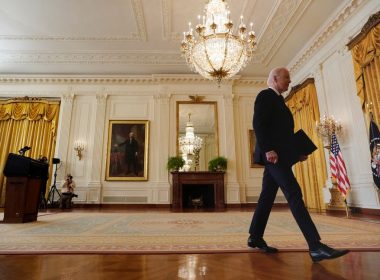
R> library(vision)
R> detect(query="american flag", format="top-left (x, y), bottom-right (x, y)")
top-left (329, 133), bottom-right (351, 197)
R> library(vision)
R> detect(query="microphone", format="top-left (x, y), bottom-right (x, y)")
top-left (18, 146), bottom-right (31, 156)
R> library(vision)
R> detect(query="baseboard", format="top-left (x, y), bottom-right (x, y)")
top-left (73, 204), bottom-right (171, 209)
top-left (69, 204), bottom-right (380, 216)
top-left (233, 203), bottom-right (289, 208)
top-left (350, 207), bottom-right (380, 216)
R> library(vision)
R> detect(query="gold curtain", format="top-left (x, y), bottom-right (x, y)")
top-left (286, 82), bottom-right (327, 211)
top-left (350, 21), bottom-right (380, 122)
top-left (0, 99), bottom-right (60, 205)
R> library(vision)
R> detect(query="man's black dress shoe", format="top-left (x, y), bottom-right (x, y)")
top-left (247, 236), bottom-right (278, 253)
top-left (309, 243), bottom-right (349, 262)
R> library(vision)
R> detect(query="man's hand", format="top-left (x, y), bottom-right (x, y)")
top-left (266, 150), bottom-right (278, 164)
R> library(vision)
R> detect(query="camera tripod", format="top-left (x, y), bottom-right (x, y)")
top-left (47, 162), bottom-right (61, 207)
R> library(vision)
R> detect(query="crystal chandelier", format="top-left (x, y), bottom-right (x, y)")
top-left (179, 114), bottom-right (203, 170)
top-left (179, 114), bottom-right (203, 155)
top-left (180, 0), bottom-right (256, 85)
top-left (316, 115), bottom-right (342, 148)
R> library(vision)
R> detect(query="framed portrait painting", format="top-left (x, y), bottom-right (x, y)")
top-left (249, 129), bottom-right (262, 168)
top-left (106, 120), bottom-right (149, 181)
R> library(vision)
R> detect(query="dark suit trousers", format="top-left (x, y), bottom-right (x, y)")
top-left (249, 163), bottom-right (321, 248)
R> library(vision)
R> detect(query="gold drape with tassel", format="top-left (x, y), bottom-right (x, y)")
top-left (0, 99), bottom-right (60, 206)
top-left (286, 80), bottom-right (327, 211)
top-left (348, 12), bottom-right (380, 122)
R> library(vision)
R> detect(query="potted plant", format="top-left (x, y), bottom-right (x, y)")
top-left (208, 156), bottom-right (228, 171)
top-left (166, 156), bottom-right (185, 172)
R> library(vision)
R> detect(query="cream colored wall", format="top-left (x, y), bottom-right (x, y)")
top-left (290, 0), bottom-right (380, 209)
top-left (0, 77), bottom-right (265, 205)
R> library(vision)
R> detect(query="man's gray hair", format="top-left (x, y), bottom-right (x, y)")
top-left (267, 67), bottom-right (288, 87)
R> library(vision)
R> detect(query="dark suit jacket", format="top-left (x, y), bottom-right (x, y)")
top-left (119, 138), bottom-right (139, 162)
top-left (253, 88), bottom-right (297, 167)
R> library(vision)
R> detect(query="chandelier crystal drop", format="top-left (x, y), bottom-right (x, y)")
top-left (180, 0), bottom-right (257, 85)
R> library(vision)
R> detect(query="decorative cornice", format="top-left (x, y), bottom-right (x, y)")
top-left (10, 96), bottom-right (43, 101)
top-left (0, 75), bottom-right (153, 85)
top-left (96, 93), bottom-right (108, 103)
top-left (156, 92), bottom-right (171, 105)
top-left (0, 74), bottom-right (267, 86)
top-left (232, 78), bottom-right (266, 86)
top-left (289, 0), bottom-right (366, 73)
top-left (0, 96), bottom-right (60, 102)
top-left (347, 10), bottom-right (380, 49)
top-left (0, 74), bottom-right (207, 85)
top-left (0, 51), bottom-right (182, 65)
top-left (62, 94), bottom-right (75, 102)
top-left (0, 35), bottom-right (140, 41)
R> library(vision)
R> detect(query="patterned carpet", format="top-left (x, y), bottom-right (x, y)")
top-left (0, 211), bottom-right (379, 254)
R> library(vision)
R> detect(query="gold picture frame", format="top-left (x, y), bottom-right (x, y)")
top-left (249, 129), bottom-right (262, 168)
top-left (106, 120), bottom-right (149, 181)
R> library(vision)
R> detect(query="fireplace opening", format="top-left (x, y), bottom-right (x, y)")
top-left (182, 184), bottom-right (215, 209)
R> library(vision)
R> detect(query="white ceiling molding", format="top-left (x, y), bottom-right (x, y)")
top-left (0, 74), bottom-right (205, 85)
top-left (233, 78), bottom-right (266, 86)
top-left (131, 0), bottom-right (148, 41)
top-left (0, 35), bottom-right (142, 41)
top-left (262, 0), bottom-right (312, 66)
top-left (289, 0), bottom-right (366, 74)
top-left (0, 0), bottom-right (147, 42)
top-left (0, 0), bottom-right (352, 76)
top-left (0, 50), bottom-right (182, 65)
top-left (253, 0), bottom-right (304, 64)
top-left (161, 0), bottom-right (172, 40)
top-left (0, 74), bottom-right (266, 86)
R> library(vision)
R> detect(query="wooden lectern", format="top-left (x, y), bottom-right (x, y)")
top-left (2, 153), bottom-right (48, 223)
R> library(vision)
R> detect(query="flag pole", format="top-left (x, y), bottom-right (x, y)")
top-left (343, 198), bottom-right (350, 218)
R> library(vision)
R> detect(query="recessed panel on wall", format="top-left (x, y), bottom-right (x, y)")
top-left (71, 98), bottom-right (95, 179)
top-left (110, 100), bottom-right (150, 119)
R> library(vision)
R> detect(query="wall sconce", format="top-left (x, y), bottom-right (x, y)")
top-left (74, 140), bottom-right (85, 160)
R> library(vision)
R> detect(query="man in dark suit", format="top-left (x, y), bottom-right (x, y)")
top-left (248, 67), bottom-right (349, 262)
top-left (117, 132), bottom-right (139, 176)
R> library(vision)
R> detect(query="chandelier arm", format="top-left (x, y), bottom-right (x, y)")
top-left (220, 33), bottom-right (229, 71)
top-left (190, 41), bottom-right (215, 76)
top-left (235, 38), bottom-right (246, 65)
top-left (201, 36), bottom-right (218, 72)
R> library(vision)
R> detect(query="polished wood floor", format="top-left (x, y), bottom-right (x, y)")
top-left (0, 208), bottom-right (379, 280)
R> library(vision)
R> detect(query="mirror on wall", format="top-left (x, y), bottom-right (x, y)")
top-left (177, 101), bottom-right (219, 171)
